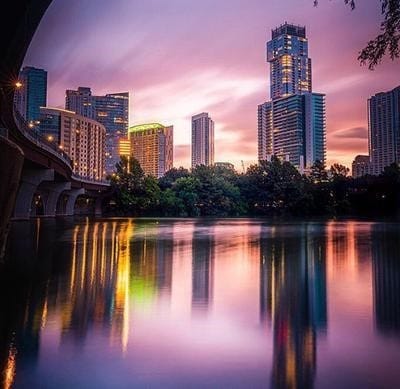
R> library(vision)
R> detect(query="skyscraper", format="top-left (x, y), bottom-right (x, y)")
top-left (258, 23), bottom-right (326, 171)
top-left (129, 123), bottom-right (173, 178)
top-left (267, 23), bottom-right (312, 100)
top-left (368, 86), bottom-right (400, 175)
top-left (191, 113), bottom-right (214, 168)
top-left (65, 87), bottom-right (129, 174)
top-left (15, 66), bottom-right (47, 125)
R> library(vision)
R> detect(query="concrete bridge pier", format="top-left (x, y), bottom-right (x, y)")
top-left (13, 169), bottom-right (54, 220)
top-left (39, 182), bottom-right (71, 217)
top-left (63, 188), bottom-right (85, 216)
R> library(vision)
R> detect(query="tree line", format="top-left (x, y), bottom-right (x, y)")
top-left (108, 156), bottom-right (400, 218)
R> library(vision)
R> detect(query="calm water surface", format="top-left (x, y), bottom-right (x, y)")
top-left (1, 218), bottom-right (400, 388)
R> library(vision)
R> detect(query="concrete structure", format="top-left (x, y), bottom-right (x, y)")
top-left (258, 23), bottom-right (326, 171)
top-left (267, 23), bottom-right (311, 100)
top-left (66, 87), bottom-right (129, 174)
top-left (14, 66), bottom-right (47, 126)
top-left (368, 86), bottom-right (400, 175)
top-left (129, 123), bottom-right (173, 178)
top-left (39, 107), bottom-right (106, 181)
top-left (352, 155), bottom-right (371, 178)
top-left (192, 113), bottom-right (214, 168)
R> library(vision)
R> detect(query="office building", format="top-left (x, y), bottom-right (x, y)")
top-left (39, 107), bottom-right (106, 181)
top-left (368, 86), bottom-right (400, 175)
top-left (129, 123), bottom-right (173, 178)
top-left (65, 87), bottom-right (129, 174)
top-left (15, 66), bottom-right (47, 125)
top-left (192, 113), bottom-right (214, 168)
top-left (352, 155), bottom-right (371, 178)
top-left (258, 23), bottom-right (326, 171)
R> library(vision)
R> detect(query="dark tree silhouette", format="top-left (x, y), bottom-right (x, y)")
top-left (314, 0), bottom-right (400, 69)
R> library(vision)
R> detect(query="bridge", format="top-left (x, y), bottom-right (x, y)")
top-left (0, 0), bottom-right (111, 253)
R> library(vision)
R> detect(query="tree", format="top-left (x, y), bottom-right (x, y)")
top-left (158, 167), bottom-right (190, 190)
top-left (329, 163), bottom-right (350, 179)
top-left (314, 0), bottom-right (400, 69)
top-left (309, 160), bottom-right (328, 183)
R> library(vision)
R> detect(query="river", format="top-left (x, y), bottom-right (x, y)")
top-left (1, 218), bottom-right (400, 388)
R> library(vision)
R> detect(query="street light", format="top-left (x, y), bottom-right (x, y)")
top-left (15, 81), bottom-right (22, 89)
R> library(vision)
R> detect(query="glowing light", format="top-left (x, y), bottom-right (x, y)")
top-left (15, 81), bottom-right (22, 88)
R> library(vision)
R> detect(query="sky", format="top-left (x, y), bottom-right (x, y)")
top-left (24, 0), bottom-right (399, 170)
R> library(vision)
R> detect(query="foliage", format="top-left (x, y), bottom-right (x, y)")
top-left (110, 157), bottom-right (400, 218)
top-left (314, 0), bottom-right (400, 69)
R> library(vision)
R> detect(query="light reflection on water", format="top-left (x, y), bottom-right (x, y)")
top-left (1, 218), bottom-right (400, 388)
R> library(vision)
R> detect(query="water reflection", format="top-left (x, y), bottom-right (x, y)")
top-left (372, 224), bottom-right (400, 336)
top-left (0, 219), bottom-right (400, 388)
top-left (260, 225), bottom-right (327, 388)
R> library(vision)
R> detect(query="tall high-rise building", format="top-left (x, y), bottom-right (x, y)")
top-left (258, 23), bottom-right (326, 171)
top-left (15, 66), bottom-right (47, 125)
top-left (65, 87), bottom-right (129, 174)
top-left (191, 113), bottom-right (214, 168)
top-left (129, 123), bottom-right (173, 178)
top-left (39, 107), bottom-right (106, 181)
top-left (368, 86), bottom-right (400, 175)
top-left (267, 23), bottom-right (312, 100)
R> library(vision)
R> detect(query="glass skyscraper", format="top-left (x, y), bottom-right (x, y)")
top-left (14, 66), bottom-right (47, 125)
top-left (267, 23), bottom-right (312, 100)
top-left (258, 23), bottom-right (326, 171)
top-left (368, 86), bottom-right (400, 175)
top-left (191, 113), bottom-right (214, 168)
top-left (65, 87), bottom-right (129, 174)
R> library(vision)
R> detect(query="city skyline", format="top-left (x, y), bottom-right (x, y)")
top-left (23, 0), bottom-right (399, 170)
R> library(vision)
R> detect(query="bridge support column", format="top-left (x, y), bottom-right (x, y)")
top-left (40, 182), bottom-right (71, 217)
top-left (95, 196), bottom-right (104, 217)
top-left (13, 169), bottom-right (54, 220)
top-left (63, 189), bottom-right (85, 216)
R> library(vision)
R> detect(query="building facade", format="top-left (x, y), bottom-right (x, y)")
top-left (65, 87), bottom-right (129, 174)
top-left (129, 123), bottom-right (173, 178)
top-left (368, 86), bottom-right (400, 175)
top-left (258, 23), bottom-right (326, 171)
top-left (39, 107), bottom-right (106, 181)
top-left (352, 155), bottom-right (371, 178)
top-left (267, 23), bottom-right (311, 100)
top-left (15, 66), bottom-right (47, 125)
top-left (191, 113), bottom-right (214, 168)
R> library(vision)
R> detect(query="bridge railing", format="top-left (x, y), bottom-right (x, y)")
top-left (13, 107), bottom-right (73, 167)
top-left (13, 107), bottom-right (109, 186)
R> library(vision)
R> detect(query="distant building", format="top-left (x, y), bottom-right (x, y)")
top-left (39, 107), bottom-right (106, 181)
top-left (65, 87), bottom-right (129, 174)
top-left (192, 113), bottom-right (214, 168)
top-left (15, 66), bottom-right (47, 125)
top-left (214, 162), bottom-right (235, 170)
top-left (129, 123), bottom-right (173, 178)
top-left (352, 155), bottom-right (371, 178)
top-left (118, 137), bottom-right (131, 158)
top-left (368, 86), bottom-right (400, 175)
top-left (258, 23), bottom-right (326, 171)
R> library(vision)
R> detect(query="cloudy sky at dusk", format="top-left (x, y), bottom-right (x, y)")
top-left (24, 0), bottom-right (399, 170)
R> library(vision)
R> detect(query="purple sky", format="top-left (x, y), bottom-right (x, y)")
top-left (25, 0), bottom-right (399, 169)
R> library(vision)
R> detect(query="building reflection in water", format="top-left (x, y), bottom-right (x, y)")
top-left (191, 224), bottom-right (215, 312)
top-left (372, 224), bottom-right (400, 337)
top-left (260, 224), bottom-right (327, 389)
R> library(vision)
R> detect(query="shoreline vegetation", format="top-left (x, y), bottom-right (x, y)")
top-left (106, 156), bottom-right (400, 219)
